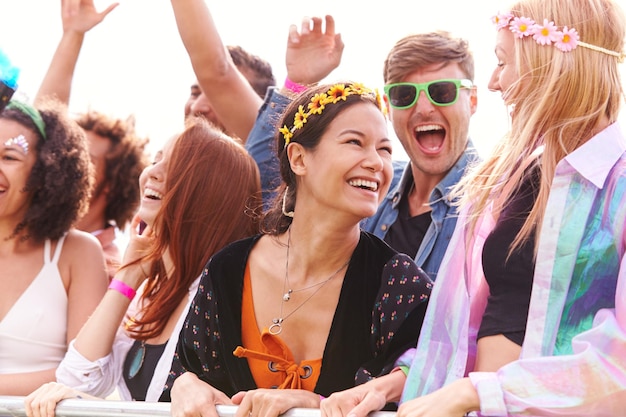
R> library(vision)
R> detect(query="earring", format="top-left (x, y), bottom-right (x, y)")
top-left (282, 187), bottom-right (294, 218)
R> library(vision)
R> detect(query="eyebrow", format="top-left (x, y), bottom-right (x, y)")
top-left (340, 129), bottom-right (391, 142)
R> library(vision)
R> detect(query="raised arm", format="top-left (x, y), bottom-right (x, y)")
top-left (54, 217), bottom-right (155, 397)
top-left (170, 0), bottom-right (263, 141)
top-left (34, 0), bottom-right (118, 105)
top-left (67, 217), bottom-right (152, 361)
top-left (244, 15), bottom-right (343, 208)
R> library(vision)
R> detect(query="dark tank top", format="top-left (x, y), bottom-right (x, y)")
top-left (478, 165), bottom-right (540, 345)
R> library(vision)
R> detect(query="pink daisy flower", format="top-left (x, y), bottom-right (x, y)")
top-left (493, 12), bottom-right (514, 30)
top-left (554, 26), bottom-right (579, 52)
top-left (510, 16), bottom-right (535, 38)
top-left (532, 19), bottom-right (560, 45)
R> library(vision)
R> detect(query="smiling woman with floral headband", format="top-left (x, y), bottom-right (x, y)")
top-left (320, 0), bottom-right (626, 416)
top-left (164, 82), bottom-right (432, 417)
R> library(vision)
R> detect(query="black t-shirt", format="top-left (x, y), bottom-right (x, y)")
top-left (384, 189), bottom-right (432, 260)
top-left (478, 166), bottom-right (540, 346)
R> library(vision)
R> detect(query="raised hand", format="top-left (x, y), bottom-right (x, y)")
top-left (61, 0), bottom-right (118, 34)
top-left (118, 214), bottom-right (156, 289)
top-left (286, 15), bottom-right (344, 85)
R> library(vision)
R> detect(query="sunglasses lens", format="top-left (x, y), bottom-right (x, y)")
top-left (428, 81), bottom-right (458, 104)
top-left (388, 84), bottom-right (417, 108)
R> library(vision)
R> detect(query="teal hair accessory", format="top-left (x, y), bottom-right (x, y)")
top-left (6, 101), bottom-right (47, 141)
top-left (0, 48), bottom-right (20, 112)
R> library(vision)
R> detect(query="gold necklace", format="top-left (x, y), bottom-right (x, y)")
top-left (269, 228), bottom-right (350, 335)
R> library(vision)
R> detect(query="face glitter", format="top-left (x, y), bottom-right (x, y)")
top-left (4, 134), bottom-right (29, 155)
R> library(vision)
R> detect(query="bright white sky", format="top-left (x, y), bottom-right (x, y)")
top-left (1, 0), bottom-right (625, 160)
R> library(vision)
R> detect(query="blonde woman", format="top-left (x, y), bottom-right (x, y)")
top-left (322, 0), bottom-right (626, 416)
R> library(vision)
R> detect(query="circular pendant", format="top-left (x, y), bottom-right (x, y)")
top-left (282, 293), bottom-right (291, 301)
top-left (269, 322), bottom-right (282, 335)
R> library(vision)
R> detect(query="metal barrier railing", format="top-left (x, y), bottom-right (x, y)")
top-left (0, 396), bottom-right (395, 417)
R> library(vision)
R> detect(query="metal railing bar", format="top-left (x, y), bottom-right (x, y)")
top-left (0, 396), bottom-right (395, 417)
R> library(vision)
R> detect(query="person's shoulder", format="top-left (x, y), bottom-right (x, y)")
top-left (390, 159), bottom-right (408, 188)
top-left (208, 234), bottom-right (262, 268)
top-left (58, 229), bottom-right (108, 286)
top-left (359, 230), bottom-right (397, 258)
top-left (60, 229), bottom-right (105, 260)
top-left (63, 228), bottom-right (101, 247)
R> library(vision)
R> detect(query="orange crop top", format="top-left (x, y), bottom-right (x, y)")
top-left (233, 263), bottom-right (321, 391)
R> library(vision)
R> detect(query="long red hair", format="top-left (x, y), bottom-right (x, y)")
top-left (127, 118), bottom-right (261, 339)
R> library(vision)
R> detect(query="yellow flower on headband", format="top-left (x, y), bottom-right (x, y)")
top-left (293, 105), bottom-right (308, 130)
top-left (349, 83), bottom-right (370, 94)
top-left (326, 84), bottom-right (350, 104)
top-left (280, 125), bottom-right (293, 146)
top-left (281, 82), bottom-right (380, 148)
top-left (308, 93), bottom-right (327, 115)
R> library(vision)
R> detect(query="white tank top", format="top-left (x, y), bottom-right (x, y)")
top-left (0, 235), bottom-right (68, 373)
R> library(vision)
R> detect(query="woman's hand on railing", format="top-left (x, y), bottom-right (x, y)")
top-left (24, 382), bottom-right (94, 417)
top-left (231, 388), bottom-right (322, 417)
top-left (171, 372), bottom-right (233, 417)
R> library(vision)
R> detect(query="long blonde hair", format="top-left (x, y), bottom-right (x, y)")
top-left (455, 0), bottom-right (625, 253)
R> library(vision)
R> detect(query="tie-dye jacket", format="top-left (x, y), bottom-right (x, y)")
top-left (399, 122), bottom-right (626, 416)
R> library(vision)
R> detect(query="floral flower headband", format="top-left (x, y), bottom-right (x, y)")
top-left (493, 11), bottom-right (625, 62)
top-left (279, 83), bottom-right (383, 147)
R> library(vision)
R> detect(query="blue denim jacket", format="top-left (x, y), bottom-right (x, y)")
top-left (245, 87), bottom-right (291, 210)
top-left (362, 142), bottom-right (480, 281)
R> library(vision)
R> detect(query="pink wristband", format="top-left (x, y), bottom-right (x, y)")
top-left (108, 279), bottom-right (136, 300)
top-left (284, 77), bottom-right (307, 94)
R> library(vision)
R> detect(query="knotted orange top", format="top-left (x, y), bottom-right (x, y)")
top-left (233, 263), bottom-right (321, 390)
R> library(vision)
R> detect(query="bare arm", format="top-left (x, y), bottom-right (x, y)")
top-left (170, 0), bottom-right (263, 141)
top-left (70, 217), bottom-right (153, 361)
top-left (0, 369), bottom-right (56, 396)
top-left (64, 230), bottom-right (110, 348)
top-left (35, 0), bottom-right (118, 105)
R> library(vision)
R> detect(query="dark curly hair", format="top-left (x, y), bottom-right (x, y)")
top-left (261, 81), bottom-right (384, 235)
top-left (75, 111), bottom-right (149, 228)
top-left (2, 98), bottom-right (93, 242)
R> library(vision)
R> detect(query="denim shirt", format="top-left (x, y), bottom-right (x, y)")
top-left (362, 142), bottom-right (479, 281)
top-left (245, 87), bottom-right (291, 210)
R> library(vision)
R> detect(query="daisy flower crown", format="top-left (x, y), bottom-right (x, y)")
top-left (493, 11), bottom-right (625, 62)
top-left (279, 82), bottom-right (383, 147)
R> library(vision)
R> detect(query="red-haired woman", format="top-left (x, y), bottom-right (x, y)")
top-left (25, 117), bottom-right (261, 414)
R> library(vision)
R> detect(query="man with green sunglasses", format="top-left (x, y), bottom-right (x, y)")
top-left (362, 31), bottom-right (480, 282)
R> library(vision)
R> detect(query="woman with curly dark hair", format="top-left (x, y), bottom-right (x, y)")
top-left (0, 98), bottom-right (108, 395)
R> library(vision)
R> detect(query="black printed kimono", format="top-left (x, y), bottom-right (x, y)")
top-left (161, 231), bottom-right (431, 400)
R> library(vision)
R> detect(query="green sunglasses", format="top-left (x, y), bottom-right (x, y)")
top-left (384, 79), bottom-right (473, 109)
